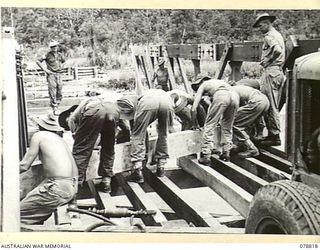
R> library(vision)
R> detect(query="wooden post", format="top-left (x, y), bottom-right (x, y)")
top-left (215, 42), bottom-right (232, 79)
top-left (192, 59), bottom-right (201, 77)
top-left (228, 61), bottom-right (243, 82)
top-left (144, 46), bottom-right (155, 88)
top-left (176, 58), bottom-right (192, 94)
top-left (1, 31), bottom-right (21, 231)
top-left (93, 66), bottom-right (98, 78)
top-left (140, 56), bottom-right (151, 89)
top-left (169, 58), bottom-right (175, 74)
top-left (130, 45), bottom-right (143, 96)
top-left (74, 66), bottom-right (78, 80)
top-left (162, 47), bottom-right (176, 90)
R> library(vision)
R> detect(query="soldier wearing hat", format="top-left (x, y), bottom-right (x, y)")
top-left (253, 13), bottom-right (285, 146)
top-left (20, 114), bottom-right (78, 225)
top-left (168, 89), bottom-right (206, 130)
top-left (191, 74), bottom-right (239, 164)
top-left (36, 40), bottom-right (66, 115)
top-left (58, 97), bottom-right (131, 193)
top-left (116, 89), bottom-right (175, 182)
top-left (151, 58), bottom-right (170, 91)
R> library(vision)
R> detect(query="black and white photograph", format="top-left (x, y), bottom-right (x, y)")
top-left (1, 2), bottom-right (320, 240)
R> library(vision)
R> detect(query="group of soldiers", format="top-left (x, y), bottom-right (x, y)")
top-left (19, 12), bottom-right (285, 226)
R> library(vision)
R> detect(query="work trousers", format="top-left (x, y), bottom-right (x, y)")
top-left (73, 103), bottom-right (118, 182)
top-left (260, 66), bottom-right (285, 136)
top-left (131, 104), bottom-right (172, 165)
top-left (20, 177), bottom-right (77, 225)
top-left (202, 90), bottom-right (239, 154)
top-left (233, 92), bottom-right (270, 141)
top-left (47, 72), bottom-right (63, 109)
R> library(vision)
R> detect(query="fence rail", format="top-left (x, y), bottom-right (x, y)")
top-left (23, 66), bottom-right (98, 81)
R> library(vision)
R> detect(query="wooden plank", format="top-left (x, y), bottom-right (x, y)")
top-left (257, 149), bottom-right (292, 174)
top-left (115, 174), bottom-right (166, 226)
top-left (231, 154), bottom-right (291, 182)
top-left (217, 215), bottom-right (245, 228)
top-left (87, 179), bottom-right (105, 209)
top-left (113, 130), bottom-right (202, 174)
top-left (176, 57), bottom-right (192, 94)
top-left (210, 156), bottom-right (268, 195)
top-left (143, 166), bottom-right (226, 230)
top-left (177, 157), bottom-right (252, 217)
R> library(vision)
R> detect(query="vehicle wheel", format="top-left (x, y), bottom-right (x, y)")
top-left (245, 180), bottom-right (320, 234)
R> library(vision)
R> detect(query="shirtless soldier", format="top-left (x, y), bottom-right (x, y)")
top-left (20, 114), bottom-right (78, 225)
top-left (151, 58), bottom-right (170, 91)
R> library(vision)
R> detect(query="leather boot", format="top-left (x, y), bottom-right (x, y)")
top-left (99, 177), bottom-right (111, 193)
top-left (198, 153), bottom-right (211, 166)
top-left (219, 151), bottom-right (230, 162)
top-left (126, 168), bottom-right (144, 183)
top-left (260, 134), bottom-right (281, 146)
top-left (238, 145), bottom-right (260, 158)
top-left (156, 159), bottom-right (166, 177)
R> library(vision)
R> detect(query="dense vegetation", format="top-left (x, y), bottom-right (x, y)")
top-left (2, 8), bottom-right (320, 70)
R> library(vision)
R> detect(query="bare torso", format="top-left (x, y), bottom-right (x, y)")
top-left (37, 131), bottom-right (78, 178)
top-left (202, 80), bottom-right (231, 96)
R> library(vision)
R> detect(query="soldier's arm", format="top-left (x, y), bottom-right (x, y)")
top-left (262, 36), bottom-right (282, 67)
top-left (68, 99), bottom-right (91, 134)
top-left (20, 133), bottom-right (41, 173)
top-left (191, 84), bottom-right (206, 112)
top-left (151, 71), bottom-right (157, 83)
top-left (36, 55), bottom-right (50, 74)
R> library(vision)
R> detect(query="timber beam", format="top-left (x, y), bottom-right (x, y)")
top-left (115, 174), bottom-right (167, 226)
top-left (256, 149), bottom-right (292, 174)
top-left (142, 165), bottom-right (227, 230)
top-left (210, 156), bottom-right (268, 195)
top-left (177, 156), bottom-right (252, 218)
top-left (231, 154), bottom-right (291, 182)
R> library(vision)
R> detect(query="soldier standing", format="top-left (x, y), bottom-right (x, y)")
top-left (253, 13), bottom-right (285, 146)
top-left (36, 40), bottom-right (66, 115)
top-left (152, 58), bottom-right (170, 91)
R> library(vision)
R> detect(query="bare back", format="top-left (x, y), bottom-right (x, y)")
top-left (202, 79), bottom-right (231, 96)
top-left (37, 131), bottom-right (78, 178)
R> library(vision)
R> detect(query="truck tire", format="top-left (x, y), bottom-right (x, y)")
top-left (245, 180), bottom-right (320, 234)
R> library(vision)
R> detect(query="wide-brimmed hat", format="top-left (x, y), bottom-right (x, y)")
top-left (253, 13), bottom-right (276, 28)
top-left (58, 105), bottom-right (78, 130)
top-left (173, 95), bottom-right (188, 113)
top-left (191, 73), bottom-right (212, 91)
top-left (49, 40), bottom-right (59, 47)
top-left (115, 95), bottom-right (137, 120)
top-left (36, 114), bottom-right (63, 132)
top-left (157, 58), bottom-right (165, 66)
top-left (116, 96), bottom-right (135, 113)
